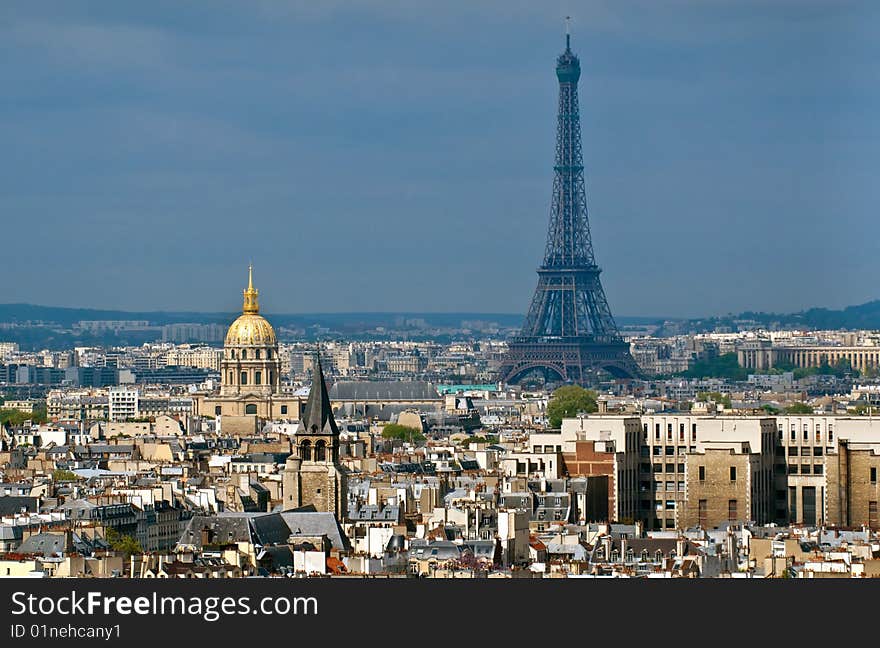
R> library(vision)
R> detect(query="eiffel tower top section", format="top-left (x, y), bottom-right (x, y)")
top-left (543, 32), bottom-right (594, 269)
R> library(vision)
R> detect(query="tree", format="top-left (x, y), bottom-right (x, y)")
top-left (381, 423), bottom-right (425, 442)
top-left (697, 391), bottom-right (731, 408)
top-left (680, 353), bottom-right (748, 381)
top-left (785, 402), bottom-right (813, 414)
top-left (546, 385), bottom-right (598, 429)
top-left (104, 527), bottom-right (143, 557)
top-left (52, 469), bottom-right (80, 482)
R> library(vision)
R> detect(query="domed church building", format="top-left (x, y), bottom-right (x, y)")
top-left (192, 267), bottom-right (302, 431)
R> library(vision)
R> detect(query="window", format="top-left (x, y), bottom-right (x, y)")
top-left (214, 406), bottom-right (222, 416)
top-left (730, 466), bottom-right (737, 481)
top-left (314, 440), bottom-right (327, 461)
top-left (813, 465), bottom-right (823, 475)
top-left (801, 447), bottom-right (811, 456)
top-left (665, 481), bottom-right (675, 492)
top-left (643, 423), bottom-right (648, 441)
top-left (778, 429), bottom-right (783, 443)
top-left (245, 404), bottom-right (257, 415)
top-left (790, 426), bottom-right (796, 441)
top-left (641, 550), bottom-right (649, 562)
top-left (679, 423), bottom-right (685, 441)
top-left (788, 447), bottom-right (799, 456)
top-left (281, 405), bottom-right (288, 415)
top-left (872, 467), bottom-right (877, 484)
top-left (789, 464), bottom-right (799, 474)
top-left (653, 463), bottom-right (662, 472)
top-left (677, 481), bottom-right (684, 492)
top-left (814, 447), bottom-right (823, 456)
top-left (678, 463), bottom-right (685, 473)
top-left (665, 446), bottom-right (675, 456)
top-left (241, 350), bottom-right (247, 360)
top-left (254, 371), bottom-right (262, 385)
top-left (665, 500), bottom-right (675, 510)
top-left (267, 349), bottom-right (272, 359)
top-left (240, 371), bottom-right (248, 385)
top-left (653, 447), bottom-right (661, 456)
top-left (665, 463), bottom-right (675, 473)
top-left (692, 423), bottom-right (697, 441)
top-left (255, 349), bottom-right (261, 359)
top-left (228, 372), bottom-right (234, 384)
top-left (815, 427), bottom-right (821, 442)
top-left (801, 464), bottom-right (811, 475)
top-left (829, 426), bottom-right (834, 442)
top-left (655, 423), bottom-right (660, 440)
top-left (699, 466), bottom-right (706, 481)
top-left (728, 499), bottom-right (738, 521)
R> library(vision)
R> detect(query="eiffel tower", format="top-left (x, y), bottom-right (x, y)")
top-left (498, 31), bottom-right (641, 385)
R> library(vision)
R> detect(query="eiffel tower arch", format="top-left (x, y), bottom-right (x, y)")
top-left (498, 32), bottom-right (641, 386)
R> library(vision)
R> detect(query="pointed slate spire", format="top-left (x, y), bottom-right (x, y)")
top-left (298, 355), bottom-right (339, 436)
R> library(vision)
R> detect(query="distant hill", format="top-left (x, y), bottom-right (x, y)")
top-left (669, 300), bottom-right (880, 334)
top-left (0, 300), bottom-right (876, 334)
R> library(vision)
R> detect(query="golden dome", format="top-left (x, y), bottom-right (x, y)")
top-left (224, 265), bottom-right (278, 347)
top-left (225, 313), bottom-right (277, 347)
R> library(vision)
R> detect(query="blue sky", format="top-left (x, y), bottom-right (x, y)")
top-left (1, 1), bottom-right (878, 318)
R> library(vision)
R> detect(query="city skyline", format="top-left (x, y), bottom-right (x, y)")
top-left (3, 1), bottom-right (878, 318)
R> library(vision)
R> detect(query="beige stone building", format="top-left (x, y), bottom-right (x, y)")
top-left (739, 342), bottom-right (880, 373)
top-left (681, 442), bottom-right (776, 528)
top-left (192, 267), bottom-right (302, 423)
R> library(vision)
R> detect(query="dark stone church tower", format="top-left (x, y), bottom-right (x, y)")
top-left (282, 357), bottom-right (347, 519)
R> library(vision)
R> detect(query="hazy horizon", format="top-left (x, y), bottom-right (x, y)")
top-left (3, 1), bottom-right (878, 318)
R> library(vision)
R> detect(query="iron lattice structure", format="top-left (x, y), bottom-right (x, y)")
top-left (499, 35), bottom-right (641, 385)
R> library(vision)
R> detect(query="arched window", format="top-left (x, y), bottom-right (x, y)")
top-left (255, 349), bottom-right (261, 359)
top-left (655, 550), bottom-right (663, 563)
top-left (314, 440), bottom-right (326, 462)
top-left (641, 550), bottom-right (649, 562)
top-left (241, 350), bottom-right (247, 360)
top-left (240, 371), bottom-right (248, 385)
top-left (610, 549), bottom-right (619, 562)
top-left (300, 440), bottom-right (312, 461)
top-left (230, 350), bottom-right (236, 359)
top-left (245, 404), bottom-right (257, 415)
top-left (626, 548), bottom-right (634, 562)
top-left (267, 349), bottom-right (272, 359)
top-left (228, 372), bottom-right (234, 384)
top-left (669, 550), bottom-right (677, 559)
top-left (254, 371), bottom-right (262, 385)
top-left (270, 371), bottom-right (275, 385)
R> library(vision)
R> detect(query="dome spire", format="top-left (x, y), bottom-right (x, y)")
top-left (242, 264), bottom-right (259, 314)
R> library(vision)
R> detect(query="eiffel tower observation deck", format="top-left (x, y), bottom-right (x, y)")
top-left (498, 31), bottom-right (641, 386)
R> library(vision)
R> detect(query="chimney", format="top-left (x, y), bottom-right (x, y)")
top-left (620, 536), bottom-right (628, 561)
top-left (676, 536), bottom-right (686, 558)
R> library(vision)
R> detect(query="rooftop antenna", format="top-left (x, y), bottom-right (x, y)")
top-left (565, 15), bottom-right (571, 50)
